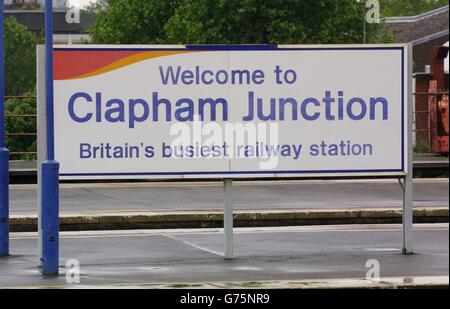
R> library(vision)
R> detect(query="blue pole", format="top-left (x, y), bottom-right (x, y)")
top-left (41, 0), bottom-right (59, 275)
top-left (0, 0), bottom-right (10, 257)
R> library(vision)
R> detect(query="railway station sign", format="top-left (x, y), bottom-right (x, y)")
top-left (46, 45), bottom-right (410, 179)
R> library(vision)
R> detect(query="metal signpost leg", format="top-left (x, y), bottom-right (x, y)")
top-left (402, 174), bottom-right (414, 254)
top-left (224, 179), bottom-right (234, 259)
top-left (0, 0), bottom-right (10, 257)
top-left (40, 0), bottom-right (60, 275)
top-left (403, 43), bottom-right (414, 255)
top-left (37, 45), bottom-right (46, 265)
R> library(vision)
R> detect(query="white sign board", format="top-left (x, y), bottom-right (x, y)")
top-left (49, 45), bottom-right (410, 179)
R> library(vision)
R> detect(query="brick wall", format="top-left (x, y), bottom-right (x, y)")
top-left (384, 6), bottom-right (449, 73)
top-left (414, 36), bottom-right (449, 73)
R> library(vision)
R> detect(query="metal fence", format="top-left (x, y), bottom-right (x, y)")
top-left (413, 91), bottom-right (449, 153)
top-left (4, 95), bottom-right (37, 158)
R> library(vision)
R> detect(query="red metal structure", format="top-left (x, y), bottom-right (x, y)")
top-left (429, 46), bottom-right (449, 155)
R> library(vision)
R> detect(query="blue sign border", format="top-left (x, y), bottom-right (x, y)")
top-left (54, 45), bottom-right (407, 177)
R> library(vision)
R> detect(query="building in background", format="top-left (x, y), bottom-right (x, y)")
top-left (384, 5), bottom-right (448, 73)
top-left (4, 4), bottom-right (94, 44)
top-left (384, 5), bottom-right (449, 153)
top-left (4, 0), bottom-right (97, 9)
top-left (5, 0), bottom-right (67, 9)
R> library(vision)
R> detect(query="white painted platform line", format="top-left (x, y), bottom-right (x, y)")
top-left (10, 223), bottom-right (449, 240)
top-left (162, 233), bottom-right (224, 258)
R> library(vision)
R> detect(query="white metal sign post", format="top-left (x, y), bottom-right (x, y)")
top-left (402, 44), bottom-right (414, 254)
top-left (37, 44), bottom-right (414, 274)
top-left (224, 179), bottom-right (234, 259)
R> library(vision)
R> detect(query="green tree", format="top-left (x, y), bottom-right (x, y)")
top-left (89, 0), bottom-right (182, 44)
top-left (381, 0), bottom-right (449, 17)
top-left (163, 0), bottom-right (378, 44)
top-left (4, 17), bottom-right (39, 159)
top-left (89, 0), bottom-right (380, 45)
top-left (4, 17), bottom-right (37, 96)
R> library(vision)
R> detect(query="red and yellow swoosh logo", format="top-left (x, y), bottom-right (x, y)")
top-left (54, 50), bottom-right (197, 80)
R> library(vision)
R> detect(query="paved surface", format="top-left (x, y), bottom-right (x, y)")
top-left (0, 224), bottom-right (448, 288)
top-left (9, 179), bottom-right (449, 216)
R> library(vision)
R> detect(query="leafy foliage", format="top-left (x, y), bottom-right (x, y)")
top-left (163, 0), bottom-right (379, 44)
top-left (4, 17), bottom-right (38, 96)
top-left (89, 0), bottom-right (182, 44)
top-left (4, 17), bottom-right (39, 159)
top-left (88, 0), bottom-right (450, 45)
top-left (89, 0), bottom-right (382, 44)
